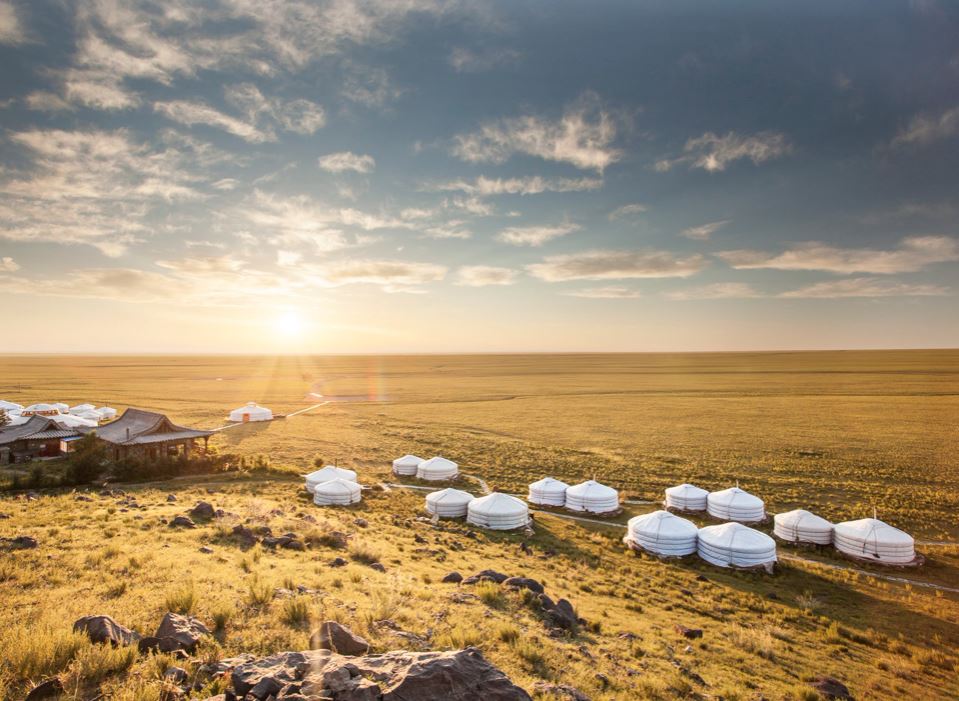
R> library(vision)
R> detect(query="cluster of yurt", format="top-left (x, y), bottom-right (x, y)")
top-left (833, 518), bottom-right (916, 564)
top-left (698, 522), bottom-right (778, 571)
top-left (425, 488), bottom-right (474, 518)
top-left (229, 402), bottom-right (273, 423)
top-left (664, 483), bottom-right (708, 512)
top-left (527, 477), bottom-right (570, 507)
top-left (565, 480), bottom-right (620, 514)
top-left (467, 493), bottom-right (529, 530)
top-left (706, 486), bottom-right (765, 523)
top-left (773, 509), bottom-right (834, 545)
top-left (625, 511), bottom-right (698, 557)
top-left (2, 401), bottom-right (118, 428)
top-left (392, 454), bottom-right (423, 476)
top-left (416, 456), bottom-right (458, 481)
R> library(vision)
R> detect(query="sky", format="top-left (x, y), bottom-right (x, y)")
top-left (0, 0), bottom-right (957, 354)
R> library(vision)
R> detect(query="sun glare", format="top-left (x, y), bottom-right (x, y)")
top-left (274, 310), bottom-right (304, 336)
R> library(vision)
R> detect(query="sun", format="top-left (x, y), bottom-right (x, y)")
top-left (274, 310), bottom-right (304, 336)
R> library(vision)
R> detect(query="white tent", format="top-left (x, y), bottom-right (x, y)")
top-left (833, 518), bottom-right (916, 564)
top-left (527, 477), bottom-right (570, 507)
top-left (706, 487), bottom-right (765, 523)
top-left (625, 510), bottom-right (698, 557)
top-left (425, 488), bottom-right (474, 518)
top-left (229, 402), bottom-right (273, 423)
top-left (304, 466), bottom-right (358, 494)
top-left (392, 454), bottom-right (424, 476)
top-left (69, 404), bottom-right (96, 415)
top-left (698, 522), bottom-right (777, 570)
top-left (52, 402), bottom-right (70, 413)
top-left (467, 493), bottom-right (529, 530)
top-left (96, 407), bottom-right (118, 420)
top-left (312, 478), bottom-right (362, 506)
top-left (773, 509), bottom-right (834, 545)
top-left (416, 456), bottom-right (458, 481)
top-left (51, 413), bottom-right (99, 428)
top-left (75, 410), bottom-right (103, 423)
top-left (664, 483), bottom-right (709, 512)
top-left (565, 480), bottom-right (619, 514)
top-left (20, 403), bottom-right (63, 416)
top-left (0, 400), bottom-right (24, 412)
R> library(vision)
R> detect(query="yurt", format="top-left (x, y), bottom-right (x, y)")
top-left (53, 402), bottom-right (70, 412)
top-left (467, 493), bottom-right (529, 530)
top-left (392, 454), bottom-right (423, 476)
top-left (20, 403), bottom-right (63, 417)
top-left (312, 478), bottom-right (362, 506)
top-left (527, 477), bottom-right (570, 507)
top-left (75, 410), bottom-right (103, 423)
top-left (425, 488), bottom-right (474, 518)
top-left (5, 410), bottom-right (29, 426)
top-left (69, 404), bottom-right (96, 415)
top-left (304, 466), bottom-right (358, 493)
top-left (416, 456), bottom-right (458, 481)
top-left (698, 522), bottom-right (777, 570)
top-left (706, 487), bottom-right (765, 523)
top-left (664, 483), bottom-right (709, 512)
top-left (565, 480), bottom-right (620, 514)
top-left (50, 413), bottom-right (99, 428)
top-left (0, 400), bottom-right (24, 412)
top-left (96, 407), bottom-right (118, 421)
top-left (229, 402), bottom-right (273, 423)
top-left (625, 510), bottom-right (699, 557)
top-left (773, 509), bottom-right (834, 545)
top-left (833, 518), bottom-right (916, 565)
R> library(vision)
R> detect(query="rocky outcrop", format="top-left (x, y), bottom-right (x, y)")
top-left (227, 647), bottom-right (532, 701)
top-left (462, 569), bottom-right (509, 585)
top-left (73, 615), bottom-right (140, 646)
top-left (502, 577), bottom-right (544, 594)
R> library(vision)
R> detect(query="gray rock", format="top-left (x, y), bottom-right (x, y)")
top-left (463, 569), bottom-right (508, 585)
top-left (502, 577), bottom-right (544, 594)
top-left (442, 571), bottom-right (463, 583)
top-left (155, 612), bottom-right (210, 652)
top-left (810, 677), bottom-right (853, 700)
top-left (547, 599), bottom-right (580, 631)
top-left (164, 666), bottom-right (189, 685)
top-left (9, 535), bottom-right (39, 549)
top-left (190, 501), bottom-right (216, 520)
top-left (73, 615), bottom-right (140, 646)
top-left (311, 621), bottom-right (370, 656)
top-left (532, 681), bottom-right (590, 701)
top-left (170, 515), bottom-right (195, 528)
top-left (167, 494), bottom-right (178, 502)
top-left (353, 518), bottom-right (368, 528)
top-left (199, 546), bottom-right (214, 554)
top-left (329, 557), bottom-right (347, 567)
top-left (674, 624), bottom-right (703, 640)
top-left (369, 562), bottom-right (386, 572)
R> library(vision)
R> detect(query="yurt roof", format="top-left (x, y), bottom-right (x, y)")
top-left (709, 486), bottom-right (763, 507)
top-left (233, 402), bottom-right (269, 411)
top-left (305, 466), bottom-right (357, 482)
top-left (699, 522), bottom-right (774, 552)
top-left (834, 518), bottom-right (913, 545)
top-left (665, 483), bottom-right (708, 497)
top-left (24, 403), bottom-right (61, 412)
top-left (420, 456), bottom-right (458, 470)
top-left (394, 454), bottom-right (424, 465)
top-left (774, 509), bottom-right (833, 530)
top-left (0, 400), bottom-right (24, 411)
top-left (96, 406), bottom-right (117, 414)
top-left (629, 510), bottom-right (699, 537)
top-left (567, 480), bottom-right (617, 498)
top-left (53, 402), bottom-right (70, 411)
top-left (70, 404), bottom-right (96, 413)
top-left (469, 492), bottom-right (527, 516)
top-left (313, 478), bottom-right (361, 496)
top-left (426, 488), bottom-right (474, 505)
top-left (53, 414), bottom-right (99, 428)
top-left (529, 477), bottom-right (569, 492)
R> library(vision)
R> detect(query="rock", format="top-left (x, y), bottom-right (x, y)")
top-left (200, 546), bottom-right (214, 554)
top-left (442, 571), bottom-right (463, 583)
top-left (231, 651), bottom-right (316, 698)
top-left (329, 557), bottom-right (347, 567)
top-left (547, 599), bottom-right (580, 631)
top-left (354, 518), bottom-right (368, 528)
top-left (155, 612), bottom-right (210, 652)
top-left (312, 621), bottom-right (370, 656)
top-left (463, 569), bottom-right (509, 585)
top-left (413, 534), bottom-right (427, 544)
top-left (232, 525), bottom-right (256, 543)
top-left (167, 494), bottom-right (178, 502)
top-left (369, 562), bottom-right (386, 572)
top-left (263, 536), bottom-right (294, 549)
top-left (138, 636), bottom-right (186, 654)
top-left (282, 539), bottom-right (306, 551)
top-left (24, 678), bottom-right (64, 701)
top-left (73, 615), bottom-right (140, 646)
top-left (164, 666), bottom-right (189, 685)
top-left (810, 677), bottom-right (853, 700)
top-left (170, 515), bottom-right (195, 528)
top-left (502, 577), bottom-right (544, 594)
top-left (75, 494), bottom-right (94, 502)
top-left (532, 681), bottom-right (589, 700)
top-left (8, 535), bottom-right (39, 549)
top-left (190, 501), bottom-right (216, 520)
top-left (674, 624), bottom-right (703, 639)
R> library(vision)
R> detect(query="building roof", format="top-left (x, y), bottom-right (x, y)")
top-left (90, 408), bottom-right (214, 446)
top-left (0, 416), bottom-right (82, 445)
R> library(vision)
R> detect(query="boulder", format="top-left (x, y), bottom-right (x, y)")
top-left (232, 525), bottom-right (257, 543)
top-left (674, 625), bottom-right (703, 640)
top-left (462, 569), bottom-right (509, 585)
top-left (283, 539), bottom-right (307, 551)
top-left (312, 621), bottom-right (370, 656)
top-left (170, 515), bottom-right (195, 528)
top-left (155, 612), bottom-right (210, 652)
top-left (369, 562), bottom-right (386, 573)
top-left (73, 615), bottom-right (140, 646)
top-left (354, 518), bottom-right (369, 528)
top-left (164, 666), bottom-right (190, 685)
top-left (24, 678), bottom-right (64, 701)
top-left (810, 677), bottom-right (853, 700)
top-left (547, 599), bottom-right (580, 631)
top-left (190, 502), bottom-right (216, 520)
top-left (138, 636), bottom-right (186, 654)
top-left (502, 577), bottom-right (544, 594)
top-left (441, 571), bottom-right (463, 584)
top-left (167, 494), bottom-right (178, 502)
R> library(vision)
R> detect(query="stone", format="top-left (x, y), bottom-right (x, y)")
top-left (190, 502), bottom-right (216, 520)
top-left (531, 682), bottom-right (590, 700)
top-left (674, 624), bottom-right (703, 640)
top-left (164, 667), bottom-right (189, 685)
top-left (442, 571), bottom-right (463, 583)
top-left (138, 636), bottom-right (186, 654)
top-left (354, 518), bottom-right (368, 528)
top-left (155, 612), bottom-right (211, 652)
top-left (73, 615), bottom-right (140, 646)
top-left (369, 562), bottom-right (386, 572)
top-left (810, 677), bottom-right (853, 700)
top-left (232, 525), bottom-right (256, 543)
top-left (502, 577), bottom-right (544, 594)
top-left (170, 515), bottom-right (195, 528)
top-left (9, 535), bottom-right (39, 549)
top-left (312, 621), bottom-right (370, 656)
top-left (24, 678), bottom-right (64, 701)
top-left (329, 557), bottom-right (347, 567)
top-left (199, 546), bottom-right (214, 554)
top-left (282, 539), bottom-right (307, 551)
top-left (167, 494), bottom-right (178, 502)
top-left (547, 599), bottom-right (580, 631)
top-left (463, 569), bottom-right (509, 585)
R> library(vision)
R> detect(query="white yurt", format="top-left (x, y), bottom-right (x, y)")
top-left (51, 413), bottom-right (99, 428)
top-left (69, 403), bottom-right (96, 415)
top-left (304, 465), bottom-right (358, 493)
top-left (312, 478), bottom-right (362, 506)
top-left (664, 483), bottom-right (709, 512)
top-left (527, 477), bottom-right (570, 507)
top-left (392, 454), bottom-right (423, 476)
top-left (416, 456), bottom-right (458, 481)
top-left (76, 409), bottom-right (103, 423)
top-left (565, 480), bottom-right (620, 514)
top-left (0, 400), bottom-right (24, 412)
top-left (773, 509), bottom-right (834, 545)
top-left (467, 493), bottom-right (529, 530)
top-left (625, 510), bottom-right (699, 557)
top-left (425, 488), bottom-right (474, 518)
top-left (833, 518), bottom-right (916, 565)
top-left (20, 403), bottom-right (63, 417)
top-left (698, 522), bottom-right (777, 570)
top-left (706, 487), bottom-right (765, 523)
top-left (52, 402), bottom-right (70, 413)
top-left (229, 402), bottom-right (273, 423)
top-left (96, 407), bottom-right (118, 420)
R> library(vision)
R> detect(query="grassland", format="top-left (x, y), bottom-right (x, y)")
top-left (1, 351), bottom-right (958, 700)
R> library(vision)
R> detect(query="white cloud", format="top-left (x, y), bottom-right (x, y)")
top-left (656, 131), bottom-right (791, 172)
top-left (717, 236), bottom-right (959, 274)
top-left (400, 207), bottom-right (435, 220)
top-left (456, 265), bottom-right (518, 286)
top-left (311, 258), bottom-right (447, 292)
top-left (0, 0), bottom-right (25, 45)
top-left (24, 92), bottom-right (73, 112)
top-left (448, 46), bottom-right (521, 73)
top-left (423, 225), bottom-right (472, 240)
top-left (340, 64), bottom-right (404, 107)
top-left (565, 286), bottom-right (642, 299)
top-left (277, 250), bottom-right (302, 267)
top-left (681, 220), bottom-right (730, 240)
top-left (0, 256), bottom-right (19, 272)
top-left (779, 277), bottom-right (950, 298)
top-left (527, 249), bottom-right (708, 281)
top-left (664, 282), bottom-right (761, 300)
top-left (891, 106), bottom-right (959, 147)
top-left (318, 152), bottom-right (376, 174)
top-left (452, 93), bottom-right (621, 172)
top-left (608, 203), bottom-right (647, 220)
top-left (433, 175), bottom-right (603, 197)
top-left (497, 222), bottom-right (580, 247)
top-left (63, 70), bottom-right (141, 110)
top-left (155, 100), bottom-right (273, 142)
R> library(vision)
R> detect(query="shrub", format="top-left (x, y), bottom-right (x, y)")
top-left (475, 581), bottom-right (505, 609)
top-left (164, 582), bottom-right (197, 614)
top-left (246, 577), bottom-right (273, 608)
top-left (281, 597), bottom-right (311, 628)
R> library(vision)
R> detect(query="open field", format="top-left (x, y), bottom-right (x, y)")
top-left (1, 351), bottom-right (958, 700)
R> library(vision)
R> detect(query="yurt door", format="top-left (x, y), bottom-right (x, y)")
top-left (242, 413), bottom-right (250, 423)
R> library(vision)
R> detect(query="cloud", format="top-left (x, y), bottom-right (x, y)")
top-left (717, 236), bottom-right (959, 274)
top-left (340, 64), bottom-right (404, 107)
top-left (681, 219), bottom-right (730, 240)
top-left (527, 249), bottom-right (708, 281)
top-left (154, 100), bottom-right (273, 142)
top-left (664, 282), bottom-right (761, 300)
top-left (311, 258), bottom-right (447, 292)
top-left (433, 175), bottom-right (603, 197)
top-left (456, 265), bottom-right (518, 286)
top-left (24, 92), bottom-right (73, 112)
top-left (779, 277), bottom-right (950, 298)
top-left (452, 93), bottom-right (621, 172)
top-left (63, 70), bottom-right (141, 110)
top-left (0, 256), bottom-right (19, 272)
top-left (225, 83), bottom-right (325, 134)
top-left (891, 106), bottom-right (959, 147)
top-left (448, 46), bottom-right (521, 73)
top-left (656, 131), bottom-right (791, 172)
top-left (497, 222), bottom-right (580, 247)
top-left (565, 286), bottom-right (642, 299)
top-left (318, 152), bottom-right (376, 174)
top-left (0, 0), bottom-right (25, 45)
top-left (608, 203), bottom-right (647, 220)
top-left (423, 225), bottom-right (472, 240)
